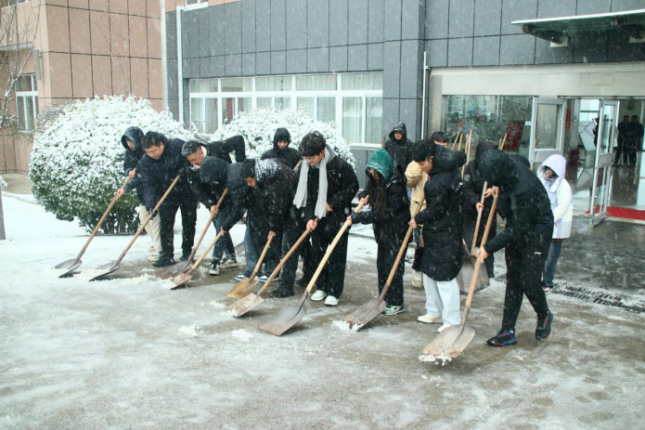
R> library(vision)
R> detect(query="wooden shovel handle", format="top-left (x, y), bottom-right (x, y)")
top-left (470, 181), bottom-right (488, 255)
top-left (499, 133), bottom-right (508, 150)
top-left (303, 196), bottom-right (369, 296)
top-left (75, 176), bottom-right (131, 260)
top-left (257, 218), bottom-right (319, 296)
top-left (248, 232), bottom-right (276, 281)
top-left (294, 160), bottom-right (302, 171)
top-left (456, 133), bottom-right (464, 152)
top-left (379, 197), bottom-right (426, 300)
top-left (115, 175), bottom-right (181, 265)
top-left (450, 130), bottom-right (462, 151)
top-left (461, 131), bottom-right (472, 179)
top-left (463, 192), bottom-right (498, 314)
top-left (193, 188), bottom-right (229, 252)
top-left (188, 230), bottom-right (225, 274)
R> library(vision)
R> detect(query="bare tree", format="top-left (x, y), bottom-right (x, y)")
top-left (0, 0), bottom-right (41, 130)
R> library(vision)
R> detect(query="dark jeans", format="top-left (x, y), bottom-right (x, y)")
top-left (243, 220), bottom-right (279, 277)
top-left (159, 198), bottom-right (197, 258)
top-left (463, 218), bottom-right (496, 277)
top-left (281, 225), bottom-right (316, 288)
top-left (212, 204), bottom-right (236, 261)
top-left (376, 238), bottom-right (405, 306)
top-left (615, 142), bottom-right (629, 165)
top-left (310, 229), bottom-right (349, 298)
top-left (502, 233), bottom-right (551, 330)
top-left (542, 240), bottom-right (563, 288)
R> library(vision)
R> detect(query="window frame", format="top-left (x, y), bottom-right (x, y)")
top-left (15, 74), bottom-right (38, 132)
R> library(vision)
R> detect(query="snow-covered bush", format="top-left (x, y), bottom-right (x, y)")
top-left (29, 96), bottom-right (194, 233)
top-left (0, 174), bottom-right (6, 189)
top-left (211, 109), bottom-right (355, 167)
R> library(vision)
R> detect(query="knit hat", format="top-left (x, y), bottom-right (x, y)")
top-left (366, 149), bottom-right (393, 181)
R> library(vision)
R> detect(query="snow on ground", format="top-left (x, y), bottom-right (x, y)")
top-left (1, 193), bottom-right (645, 429)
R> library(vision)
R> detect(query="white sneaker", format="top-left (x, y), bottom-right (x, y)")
top-left (310, 290), bottom-right (327, 301)
top-left (234, 273), bottom-right (247, 282)
top-left (417, 314), bottom-right (443, 324)
top-left (412, 270), bottom-right (423, 288)
top-left (148, 246), bottom-right (156, 254)
top-left (324, 295), bottom-right (339, 306)
top-left (258, 275), bottom-right (269, 283)
top-left (147, 253), bottom-right (160, 262)
top-left (438, 324), bottom-right (456, 333)
top-left (220, 257), bottom-right (240, 269)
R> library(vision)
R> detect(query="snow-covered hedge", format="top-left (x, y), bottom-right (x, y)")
top-left (29, 96), bottom-right (194, 233)
top-left (0, 174), bottom-right (6, 189)
top-left (210, 109), bottom-right (355, 167)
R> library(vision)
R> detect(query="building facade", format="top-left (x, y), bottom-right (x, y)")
top-left (168, 0), bottom-right (645, 221)
top-left (0, 0), bottom-right (164, 173)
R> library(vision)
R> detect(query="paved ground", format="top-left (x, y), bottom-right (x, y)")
top-left (1, 174), bottom-right (644, 429)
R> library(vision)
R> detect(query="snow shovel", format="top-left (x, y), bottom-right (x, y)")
top-left (342, 198), bottom-right (425, 330)
top-left (420, 193), bottom-right (498, 363)
top-left (227, 232), bottom-right (276, 299)
top-left (227, 219), bottom-right (317, 317)
top-left (89, 175), bottom-right (180, 282)
top-left (160, 188), bottom-right (229, 279)
top-left (56, 176), bottom-right (131, 277)
top-left (258, 197), bottom-right (369, 336)
top-left (170, 230), bottom-right (225, 289)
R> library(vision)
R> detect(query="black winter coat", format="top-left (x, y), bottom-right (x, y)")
top-left (186, 157), bottom-right (231, 211)
top-left (218, 162), bottom-right (256, 233)
top-left (261, 128), bottom-right (301, 169)
top-left (463, 141), bottom-right (495, 222)
top-left (255, 159), bottom-right (298, 233)
top-left (414, 145), bottom-right (466, 281)
top-left (352, 171), bottom-right (410, 246)
top-left (385, 122), bottom-right (414, 173)
top-left (478, 150), bottom-right (554, 254)
top-left (204, 135), bottom-right (246, 163)
top-left (138, 134), bottom-right (194, 211)
top-left (297, 149), bottom-right (359, 238)
top-left (121, 126), bottom-right (145, 204)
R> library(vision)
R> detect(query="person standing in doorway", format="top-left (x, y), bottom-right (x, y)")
top-left (628, 115), bottom-right (644, 167)
top-left (538, 154), bottom-right (573, 294)
top-left (615, 115), bottom-right (630, 167)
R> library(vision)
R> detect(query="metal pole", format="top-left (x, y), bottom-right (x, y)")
top-left (0, 188), bottom-right (6, 240)
top-left (421, 51), bottom-right (427, 139)
top-left (176, 5), bottom-right (185, 123)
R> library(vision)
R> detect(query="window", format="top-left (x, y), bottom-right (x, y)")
top-left (189, 72), bottom-right (383, 145)
top-left (185, 0), bottom-right (207, 7)
top-left (15, 75), bottom-right (38, 132)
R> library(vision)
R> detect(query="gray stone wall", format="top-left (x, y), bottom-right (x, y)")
top-left (425, 0), bottom-right (645, 69)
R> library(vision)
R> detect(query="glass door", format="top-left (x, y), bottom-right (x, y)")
top-left (590, 99), bottom-right (619, 225)
top-left (529, 98), bottom-right (566, 165)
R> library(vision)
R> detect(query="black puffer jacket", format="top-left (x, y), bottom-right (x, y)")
top-left (463, 141), bottom-right (495, 221)
top-left (188, 156), bottom-right (231, 210)
top-left (255, 159), bottom-right (298, 233)
top-left (414, 145), bottom-right (466, 281)
top-left (352, 171), bottom-right (410, 245)
top-left (121, 126), bottom-right (145, 204)
top-left (385, 122), bottom-right (413, 173)
top-left (205, 135), bottom-right (247, 163)
top-left (478, 150), bottom-right (554, 254)
top-left (261, 128), bottom-right (301, 169)
top-left (297, 146), bottom-right (359, 238)
top-left (138, 134), bottom-right (194, 211)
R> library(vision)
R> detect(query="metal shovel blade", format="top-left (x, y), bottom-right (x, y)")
top-left (456, 258), bottom-right (489, 295)
top-left (56, 259), bottom-right (82, 278)
top-left (171, 272), bottom-right (193, 289)
top-left (227, 277), bottom-right (259, 299)
top-left (159, 259), bottom-right (193, 280)
top-left (342, 298), bottom-right (387, 330)
top-left (89, 262), bottom-right (120, 282)
top-left (258, 304), bottom-right (306, 336)
top-left (226, 293), bottom-right (265, 317)
top-left (420, 324), bottom-right (476, 362)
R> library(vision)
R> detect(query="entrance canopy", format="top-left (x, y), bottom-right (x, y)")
top-left (512, 9), bottom-right (645, 44)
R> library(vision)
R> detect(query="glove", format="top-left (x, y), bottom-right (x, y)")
top-left (147, 208), bottom-right (158, 219)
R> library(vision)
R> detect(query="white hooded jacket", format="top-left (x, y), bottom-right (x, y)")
top-left (538, 154), bottom-right (573, 239)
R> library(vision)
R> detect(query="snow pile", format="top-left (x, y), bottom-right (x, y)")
top-left (178, 325), bottom-right (200, 337)
top-left (231, 329), bottom-right (253, 342)
top-left (211, 108), bottom-right (355, 167)
top-left (29, 96), bottom-right (194, 233)
top-left (332, 320), bottom-right (360, 332)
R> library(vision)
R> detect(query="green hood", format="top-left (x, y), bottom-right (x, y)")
top-left (366, 149), bottom-right (393, 181)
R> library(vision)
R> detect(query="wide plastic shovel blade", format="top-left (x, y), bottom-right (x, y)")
top-left (227, 277), bottom-right (259, 299)
top-left (456, 257), bottom-right (489, 295)
top-left (171, 272), bottom-right (192, 289)
top-left (159, 260), bottom-right (192, 280)
top-left (420, 325), bottom-right (476, 363)
top-left (226, 293), bottom-right (265, 317)
top-left (341, 298), bottom-right (387, 330)
top-left (258, 304), bottom-right (306, 336)
top-left (89, 262), bottom-right (120, 282)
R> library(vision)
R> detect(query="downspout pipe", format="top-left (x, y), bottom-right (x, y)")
top-left (176, 5), bottom-right (185, 123)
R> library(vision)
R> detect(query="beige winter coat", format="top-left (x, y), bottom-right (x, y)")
top-left (405, 161), bottom-right (427, 216)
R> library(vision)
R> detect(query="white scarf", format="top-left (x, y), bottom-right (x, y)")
top-left (293, 146), bottom-right (336, 219)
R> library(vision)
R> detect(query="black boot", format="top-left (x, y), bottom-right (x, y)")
top-left (271, 283), bottom-right (295, 298)
top-left (536, 311), bottom-right (554, 341)
top-left (487, 328), bottom-right (517, 347)
top-left (180, 251), bottom-right (192, 262)
top-left (295, 277), bottom-right (309, 288)
top-left (153, 254), bottom-right (176, 267)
